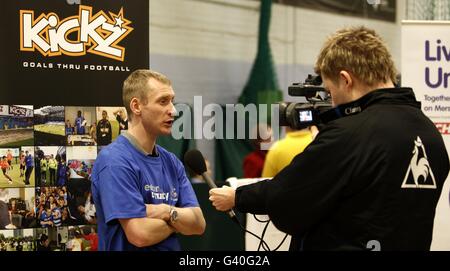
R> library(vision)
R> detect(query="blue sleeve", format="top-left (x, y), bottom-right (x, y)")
top-left (174, 157), bottom-right (199, 208)
top-left (96, 165), bottom-right (146, 223)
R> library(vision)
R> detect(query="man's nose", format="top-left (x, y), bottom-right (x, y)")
top-left (169, 103), bottom-right (177, 116)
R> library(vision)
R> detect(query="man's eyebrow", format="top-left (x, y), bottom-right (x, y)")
top-left (156, 94), bottom-right (175, 100)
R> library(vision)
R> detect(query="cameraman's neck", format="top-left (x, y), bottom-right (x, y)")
top-left (353, 80), bottom-right (395, 101)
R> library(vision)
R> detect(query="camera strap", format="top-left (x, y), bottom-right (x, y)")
top-left (319, 101), bottom-right (363, 124)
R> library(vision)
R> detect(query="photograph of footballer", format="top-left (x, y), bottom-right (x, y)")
top-left (95, 107), bottom-right (128, 146)
top-left (0, 105), bottom-right (34, 148)
top-left (65, 107), bottom-right (96, 146)
top-left (66, 225), bottom-right (98, 251)
top-left (34, 146), bottom-right (66, 187)
top-left (0, 229), bottom-right (36, 251)
top-left (66, 146), bottom-right (96, 182)
top-left (34, 106), bottom-right (65, 146)
top-left (36, 187), bottom-right (71, 228)
top-left (36, 185), bottom-right (95, 228)
top-left (65, 146), bottom-right (96, 226)
top-left (0, 147), bottom-right (35, 188)
top-left (35, 226), bottom-right (69, 251)
top-left (0, 187), bottom-right (36, 230)
top-left (34, 225), bottom-right (98, 251)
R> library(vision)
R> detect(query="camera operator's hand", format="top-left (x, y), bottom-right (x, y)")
top-left (209, 186), bottom-right (235, 212)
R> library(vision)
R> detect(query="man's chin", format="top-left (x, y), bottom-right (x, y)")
top-left (160, 128), bottom-right (172, 136)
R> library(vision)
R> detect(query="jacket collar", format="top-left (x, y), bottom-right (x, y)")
top-left (320, 88), bottom-right (420, 123)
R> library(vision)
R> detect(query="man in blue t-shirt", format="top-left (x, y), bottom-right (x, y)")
top-left (24, 151), bottom-right (34, 185)
top-left (92, 69), bottom-right (206, 251)
top-left (40, 204), bottom-right (53, 228)
top-left (75, 111), bottom-right (85, 135)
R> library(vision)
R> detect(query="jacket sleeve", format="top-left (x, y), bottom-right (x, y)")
top-left (235, 179), bottom-right (272, 214)
top-left (235, 123), bottom-right (355, 236)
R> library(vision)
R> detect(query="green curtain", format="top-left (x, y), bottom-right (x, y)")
top-left (215, 0), bottom-right (282, 182)
top-left (238, 0), bottom-right (283, 107)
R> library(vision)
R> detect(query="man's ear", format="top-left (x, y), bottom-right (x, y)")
top-left (339, 71), bottom-right (353, 90)
top-left (130, 98), bottom-right (141, 117)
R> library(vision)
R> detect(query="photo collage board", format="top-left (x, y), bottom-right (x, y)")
top-left (0, 105), bottom-right (129, 251)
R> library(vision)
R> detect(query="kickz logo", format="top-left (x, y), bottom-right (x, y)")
top-left (401, 136), bottom-right (437, 189)
top-left (9, 106), bottom-right (27, 116)
top-left (20, 5), bottom-right (133, 61)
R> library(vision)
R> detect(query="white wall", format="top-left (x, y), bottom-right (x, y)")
top-left (0, 228), bottom-right (35, 238)
top-left (66, 146), bottom-right (97, 160)
top-left (149, 0), bottom-right (402, 175)
top-left (96, 107), bottom-right (127, 123)
top-left (38, 146), bottom-right (59, 157)
top-left (150, 0), bottom-right (401, 90)
top-left (3, 188), bottom-right (34, 203)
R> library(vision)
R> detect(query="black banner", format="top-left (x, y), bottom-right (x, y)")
top-left (0, 0), bottom-right (149, 106)
top-left (271, 0), bottom-right (396, 22)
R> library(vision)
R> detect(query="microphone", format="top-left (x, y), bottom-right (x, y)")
top-left (184, 149), bottom-right (237, 220)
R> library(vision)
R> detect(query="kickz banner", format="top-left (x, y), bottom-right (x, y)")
top-left (0, 0), bottom-right (149, 106)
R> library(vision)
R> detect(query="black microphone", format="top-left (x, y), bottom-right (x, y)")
top-left (184, 149), bottom-right (237, 220)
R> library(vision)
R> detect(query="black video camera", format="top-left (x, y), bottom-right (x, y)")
top-left (279, 74), bottom-right (332, 130)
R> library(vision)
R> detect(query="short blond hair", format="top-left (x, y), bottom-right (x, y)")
top-left (314, 26), bottom-right (397, 86)
top-left (122, 69), bottom-right (172, 120)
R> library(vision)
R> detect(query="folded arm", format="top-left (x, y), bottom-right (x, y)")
top-left (146, 204), bottom-right (205, 236)
top-left (119, 217), bottom-right (175, 248)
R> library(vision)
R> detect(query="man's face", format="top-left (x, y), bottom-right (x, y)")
top-left (322, 74), bottom-right (352, 107)
top-left (102, 111), bottom-right (107, 120)
top-left (140, 78), bottom-right (176, 136)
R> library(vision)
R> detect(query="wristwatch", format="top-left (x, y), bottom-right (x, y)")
top-left (169, 206), bottom-right (178, 223)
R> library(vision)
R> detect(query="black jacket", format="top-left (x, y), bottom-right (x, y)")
top-left (236, 88), bottom-right (449, 250)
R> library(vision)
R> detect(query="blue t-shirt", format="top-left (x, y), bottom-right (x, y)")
top-left (52, 207), bottom-right (62, 227)
top-left (75, 117), bottom-right (85, 135)
top-left (57, 164), bottom-right (67, 186)
top-left (91, 135), bottom-right (199, 251)
top-left (66, 126), bottom-right (73, 135)
top-left (25, 155), bottom-right (33, 167)
top-left (40, 212), bottom-right (53, 228)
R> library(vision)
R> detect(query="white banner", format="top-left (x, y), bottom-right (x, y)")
top-left (0, 105), bottom-right (9, 116)
top-left (402, 21), bottom-right (450, 251)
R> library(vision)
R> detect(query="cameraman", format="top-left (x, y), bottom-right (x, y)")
top-left (209, 26), bottom-right (450, 250)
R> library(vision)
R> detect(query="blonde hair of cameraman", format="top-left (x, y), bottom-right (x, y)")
top-left (314, 26), bottom-right (398, 87)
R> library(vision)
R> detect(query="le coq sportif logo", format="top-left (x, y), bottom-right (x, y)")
top-left (401, 136), bottom-right (437, 189)
top-left (20, 5), bottom-right (133, 61)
